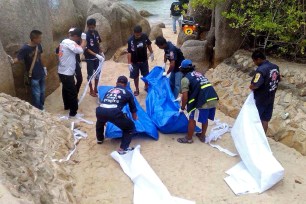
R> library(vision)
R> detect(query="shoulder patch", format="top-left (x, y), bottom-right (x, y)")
top-left (253, 73), bottom-right (261, 83)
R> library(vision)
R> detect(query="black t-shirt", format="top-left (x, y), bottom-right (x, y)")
top-left (102, 86), bottom-right (137, 113)
top-left (164, 41), bottom-right (185, 72)
top-left (170, 2), bottom-right (183, 16)
top-left (127, 34), bottom-right (152, 63)
top-left (17, 44), bottom-right (45, 80)
top-left (251, 60), bottom-right (280, 105)
top-left (85, 30), bottom-right (101, 60)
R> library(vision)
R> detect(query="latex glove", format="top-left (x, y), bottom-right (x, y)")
top-left (7, 55), bottom-right (14, 64)
top-left (128, 64), bottom-right (133, 72)
top-left (162, 63), bottom-right (166, 70)
top-left (179, 108), bottom-right (185, 113)
top-left (150, 52), bottom-right (154, 62)
top-left (95, 54), bottom-right (104, 62)
top-left (101, 52), bottom-right (105, 59)
top-left (162, 72), bottom-right (167, 77)
top-left (81, 33), bottom-right (87, 40)
top-left (174, 97), bottom-right (182, 102)
top-left (43, 67), bottom-right (47, 76)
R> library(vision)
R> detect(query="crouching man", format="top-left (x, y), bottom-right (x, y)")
top-left (96, 76), bottom-right (138, 154)
top-left (178, 59), bottom-right (219, 144)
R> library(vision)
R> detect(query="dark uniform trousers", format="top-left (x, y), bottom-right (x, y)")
top-left (59, 74), bottom-right (78, 116)
top-left (75, 62), bottom-right (83, 94)
top-left (96, 107), bottom-right (135, 150)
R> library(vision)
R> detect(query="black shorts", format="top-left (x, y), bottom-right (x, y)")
top-left (130, 61), bottom-right (149, 79)
top-left (86, 59), bottom-right (100, 80)
top-left (256, 103), bottom-right (274, 121)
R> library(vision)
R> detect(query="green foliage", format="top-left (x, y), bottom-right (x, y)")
top-left (190, 0), bottom-right (225, 9)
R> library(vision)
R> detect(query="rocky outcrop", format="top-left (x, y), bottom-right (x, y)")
top-left (139, 10), bottom-right (154, 17)
top-left (149, 25), bottom-right (163, 41)
top-left (206, 50), bottom-right (306, 155)
top-left (0, 93), bottom-right (75, 203)
top-left (0, 41), bottom-right (15, 96)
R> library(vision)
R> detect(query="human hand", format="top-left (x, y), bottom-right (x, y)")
top-left (132, 113), bottom-right (138, 120)
top-left (128, 64), bottom-right (133, 72)
top-left (150, 52), bottom-right (154, 62)
top-left (95, 54), bottom-right (104, 62)
top-left (43, 67), bottom-right (47, 76)
top-left (7, 55), bottom-right (14, 64)
top-left (81, 33), bottom-right (87, 40)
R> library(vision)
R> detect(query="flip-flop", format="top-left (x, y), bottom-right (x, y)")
top-left (134, 90), bottom-right (139, 96)
top-left (177, 137), bottom-right (193, 144)
top-left (196, 132), bottom-right (206, 143)
top-left (90, 92), bottom-right (97, 97)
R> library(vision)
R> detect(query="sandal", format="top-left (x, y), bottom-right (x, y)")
top-left (90, 92), bottom-right (97, 97)
top-left (196, 132), bottom-right (206, 143)
top-left (177, 137), bottom-right (193, 144)
top-left (134, 90), bottom-right (139, 96)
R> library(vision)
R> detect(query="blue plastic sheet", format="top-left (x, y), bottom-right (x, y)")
top-left (98, 85), bottom-right (159, 140)
top-left (142, 66), bottom-right (201, 134)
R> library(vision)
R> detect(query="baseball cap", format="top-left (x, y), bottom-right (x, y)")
top-left (117, 76), bottom-right (128, 84)
top-left (180, 59), bottom-right (193, 69)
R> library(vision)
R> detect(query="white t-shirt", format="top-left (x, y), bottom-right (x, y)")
top-left (58, 39), bottom-right (84, 76)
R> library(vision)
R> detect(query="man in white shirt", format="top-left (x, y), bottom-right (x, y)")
top-left (58, 28), bottom-right (86, 117)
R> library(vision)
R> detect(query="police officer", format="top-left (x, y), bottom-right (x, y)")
top-left (249, 50), bottom-right (280, 133)
top-left (178, 59), bottom-right (219, 144)
top-left (155, 36), bottom-right (185, 99)
top-left (96, 76), bottom-right (138, 154)
top-left (128, 25), bottom-right (154, 96)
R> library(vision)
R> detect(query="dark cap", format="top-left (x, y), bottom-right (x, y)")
top-left (117, 76), bottom-right (128, 84)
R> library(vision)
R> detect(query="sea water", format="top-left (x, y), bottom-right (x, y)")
top-left (120, 0), bottom-right (173, 26)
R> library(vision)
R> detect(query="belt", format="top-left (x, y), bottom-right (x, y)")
top-left (100, 104), bottom-right (118, 109)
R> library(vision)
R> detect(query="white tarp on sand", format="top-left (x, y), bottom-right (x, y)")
top-left (225, 92), bottom-right (284, 195)
top-left (111, 145), bottom-right (195, 204)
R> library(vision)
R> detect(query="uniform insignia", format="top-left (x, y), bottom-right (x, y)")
top-left (253, 73), bottom-right (261, 83)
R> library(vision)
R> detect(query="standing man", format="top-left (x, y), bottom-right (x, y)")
top-left (58, 28), bottom-right (86, 117)
top-left (127, 25), bottom-right (154, 96)
top-left (85, 18), bottom-right (104, 97)
top-left (249, 50), bottom-right (281, 133)
top-left (155, 36), bottom-right (185, 99)
top-left (170, 0), bottom-right (183, 34)
top-left (96, 76), bottom-right (138, 155)
top-left (11, 30), bottom-right (47, 110)
top-left (177, 59), bottom-right (219, 144)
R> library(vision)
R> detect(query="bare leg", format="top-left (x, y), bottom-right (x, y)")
top-left (201, 121), bottom-right (208, 137)
top-left (144, 82), bottom-right (148, 90)
top-left (262, 121), bottom-right (269, 134)
top-left (94, 79), bottom-right (99, 93)
top-left (134, 77), bottom-right (139, 92)
top-left (89, 82), bottom-right (94, 94)
top-left (187, 119), bottom-right (196, 139)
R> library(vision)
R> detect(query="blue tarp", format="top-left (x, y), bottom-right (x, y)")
top-left (142, 66), bottom-right (201, 134)
top-left (98, 85), bottom-right (159, 140)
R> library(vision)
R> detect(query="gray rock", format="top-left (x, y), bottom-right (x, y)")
top-left (0, 41), bottom-right (15, 96)
top-left (149, 25), bottom-right (163, 41)
top-left (139, 10), bottom-right (154, 17)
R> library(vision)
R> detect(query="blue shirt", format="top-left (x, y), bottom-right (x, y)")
top-left (251, 60), bottom-right (280, 105)
top-left (84, 30), bottom-right (101, 60)
top-left (164, 41), bottom-right (185, 72)
top-left (17, 44), bottom-right (45, 80)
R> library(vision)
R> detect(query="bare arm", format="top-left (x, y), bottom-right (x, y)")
top-left (128, 53), bottom-right (132, 64)
top-left (181, 91), bottom-right (188, 110)
top-left (148, 44), bottom-right (153, 53)
top-left (167, 60), bottom-right (175, 74)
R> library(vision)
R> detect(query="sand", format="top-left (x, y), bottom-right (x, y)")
top-left (45, 28), bottom-right (306, 204)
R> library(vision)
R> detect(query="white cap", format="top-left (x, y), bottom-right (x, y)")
top-left (68, 27), bottom-right (75, 33)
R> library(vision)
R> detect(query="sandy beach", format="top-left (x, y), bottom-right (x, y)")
top-left (45, 28), bottom-right (306, 204)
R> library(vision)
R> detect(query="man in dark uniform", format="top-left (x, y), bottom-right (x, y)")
top-left (127, 25), bottom-right (154, 96)
top-left (96, 76), bottom-right (138, 154)
top-left (178, 59), bottom-right (219, 144)
top-left (155, 36), bottom-right (185, 99)
top-left (85, 18), bottom-right (104, 97)
top-left (250, 50), bottom-right (281, 133)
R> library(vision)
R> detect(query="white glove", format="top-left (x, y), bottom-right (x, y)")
top-left (179, 108), bottom-right (185, 113)
top-left (101, 52), bottom-right (105, 59)
top-left (150, 52), bottom-right (154, 62)
top-left (43, 67), bottom-right (47, 76)
top-left (174, 97), bottom-right (182, 102)
top-left (95, 54), bottom-right (104, 62)
top-left (162, 63), bottom-right (166, 70)
top-left (128, 64), bottom-right (133, 72)
top-left (81, 33), bottom-right (87, 40)
top-left (7, 55), bottom-right (14, 64)
top-left (162, 72), bottom-right (167, 77)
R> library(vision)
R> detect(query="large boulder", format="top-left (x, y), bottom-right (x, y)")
top-left (177, 30), bottom-right (196, 46)
top-left (0, 0), bottom-right (59, 101)
top-left (139, 10), bottom-right (154, 17)
top-left (214, 0), bottom-right (243, 64)
top-left (0, 93), bottom-right (75, 203)
top-left (0, 41), bottom-right (15, 96)
top-left (149, 25), bottom-right (163, 41)
top-left (181, 40), bottom-right (212, 70)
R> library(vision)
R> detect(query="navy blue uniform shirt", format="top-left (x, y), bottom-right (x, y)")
top-left (102, 86), bottom-right (137, 113)
top-left (164, 41), bottom-right (185, 72)
top-left (17, 44), bottom-right (45, 80)
top-left (251, 60), bottom-right (280, 105)
top-left (85, 30), bottom-right (101, 60)
top-left (127, 34), bottom-right (152, 63)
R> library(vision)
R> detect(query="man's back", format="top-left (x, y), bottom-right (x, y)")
top-left (170, 1), bottom-right (183, 16)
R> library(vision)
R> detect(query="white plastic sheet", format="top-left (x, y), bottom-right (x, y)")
top-left (111, 145), bottom-right (195, 204)
top-left (225, 92), bottom-right (284, 195)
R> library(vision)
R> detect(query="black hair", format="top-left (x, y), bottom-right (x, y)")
top-left (87, 18), bottom-right (96, 26)
top-left (252, 50), bottom-right (266, 60)
top-left (180, 66), bottom-right (195, 74)
top-left (70, 28), bottom-right (82, 37)
top-left (30, 30), bottom-right (42, 41)
top-left (155, 36), bottom-right (167, 46)
top-left (134, 25), bottom-right (142, 33)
